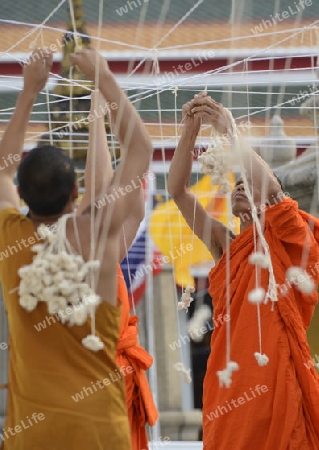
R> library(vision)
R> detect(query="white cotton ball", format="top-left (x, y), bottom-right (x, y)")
top-left (216, 370), bottom-right (231, 387)
top-left (248, 288), bottom-right (265, 304)
top-left (227, 361), bottom-right (239, 372)
top-left (82, 335), bottom-right (104, 352)
top-left (37, 224), bottom-right (51, 239)
top-left (43, 286), bottom-right (58, 298)
top-left (286, 266), bottom-right (303, 282)
top-left (45, 234), bottom-right (55, 244)
top-left (249, 252), bottom-right (269, 269)
top-left (18, 266), bottom-right (31, 278)
top-left (19, 294), bottom-right (38, 312)
top-left (75, 270), bottom-right (86, 282)
top-left (42, 275), bottom-right (53, 287)
top-left (298, 278), bottom-right (315, 295)
top-left (74, 255), bottom-right (84, 266)
top-left (31, 244), bottom-right (45, 253)
top-left (254, 352), bottom-right (269, 366)
top-left (77, 283), bottom-right (92, 297)
top-left (47, 296), bottom-right (67, 314)
top-left (49, 260), bottom-right (61, 274)
top-left (67, 293), bottom-right (80, 305)
top-left (58, 281), bottom-right (74, 297)
top-left (18, 279), bottom-right (30, 295)
top-left (72, 304), bottom-right (88, 326)
top-left (85, 260), bottom-right (100, 272)
top-left (46, 254), bottom-right (58, 263)
top-left (83, 294), bottom-right (101, 307)
top-left (53, 272), bottom-right (64, 284)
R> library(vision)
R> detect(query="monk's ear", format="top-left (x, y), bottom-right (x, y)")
top-left (71, 184), bottom-right (79, 200)
top-left (17, 186), bottom-right (23, 199)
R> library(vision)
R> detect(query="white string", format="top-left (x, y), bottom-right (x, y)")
top-left (0, 0), bottom-right (67, 57)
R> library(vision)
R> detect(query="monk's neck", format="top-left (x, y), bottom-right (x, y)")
top-left (29, 205), bottom-right (74, 228)
top-left (240, 217), bottom-right (253, 232)
top-left (30, 212), bottom-right (63, 228)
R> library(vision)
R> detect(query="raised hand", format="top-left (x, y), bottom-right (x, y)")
top-left (70, 48), bottom-right (110, 82)
top-left (191, 95), bottom-right (232, 135)
top-left (23, 49), bottom-right (53, 96)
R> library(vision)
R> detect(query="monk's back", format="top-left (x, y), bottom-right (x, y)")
top-left (0, 208), bottom-right (130, 450)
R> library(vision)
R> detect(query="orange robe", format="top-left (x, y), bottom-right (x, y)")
top-left (203, 197), bottom-right (319, 449)
top-left (0, 208), bottom-right (131, 450)
top-left (116, 267), bottom-right (158, 450)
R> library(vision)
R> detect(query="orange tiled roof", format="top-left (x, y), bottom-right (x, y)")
top-left (0, 21), bottom-right (317, 54)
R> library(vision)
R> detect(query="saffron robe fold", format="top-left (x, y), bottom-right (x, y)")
top-left (116, 268), bottom-right (158, 450)
top-left (203, 197), bottom-right (319, 450)
top-left (0, 208), bottom-right (131, 450)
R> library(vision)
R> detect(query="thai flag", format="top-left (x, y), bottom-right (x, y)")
top-left (120, 195), bottom-right (162, 309)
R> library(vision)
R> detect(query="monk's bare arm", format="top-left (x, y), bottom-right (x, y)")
top-left (77, 89), bottom-right (145, 261)
top-left (235, 136), bottom-right (282, 203)
top-left (0, 50), bottom-right (53, 211)
top-left (70, 49), bottom-right (152, 229)
top-left (77, 90), bottom-right (113, 215)
top-left (168, 97), bottom-right (230, 260)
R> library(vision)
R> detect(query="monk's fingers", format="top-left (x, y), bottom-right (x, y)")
top-left (182, 101), bottom-right (192, 116)
top-left (194, 91), bottom-right (208, 99)
top-left (191, 105), bottom-right (218, 115)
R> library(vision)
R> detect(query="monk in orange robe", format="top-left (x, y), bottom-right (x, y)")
top-left (0, 48), bottom-right (154, 449)
top-left (81, 89), bottom-right (158, 449)
top-left (168, 92), bottom-right (319, 449)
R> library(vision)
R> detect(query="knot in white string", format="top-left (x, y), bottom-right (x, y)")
top-left (216, 361), bottom-right (239, 388)
top-left (174, 362), bottom-right (192, 383)
top-left (178, 286), bottom-right (195, 312)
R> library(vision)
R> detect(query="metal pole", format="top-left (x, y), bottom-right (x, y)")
top-left (144, 167), bottom-right (161, 441)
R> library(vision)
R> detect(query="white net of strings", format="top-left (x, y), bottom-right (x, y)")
top-left (1, 0), bottom-right (319, 447)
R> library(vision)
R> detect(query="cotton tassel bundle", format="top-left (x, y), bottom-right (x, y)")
top-left (178, 286), bottom-right (195, 312)
top-left (254, 352), bottom-right (269, 366)
top-left (216, 361), bottom-right (239, 388)
top-left (18, 215), bottom-right (104, 352)
top-left (174, 362), bottom-right (192, 384)
top-left (286, 266), bottom-right (315, 295)
top-left (188, 304), bottom-right (212, 342)
top-left (198, 138), bottom-right (231, 194)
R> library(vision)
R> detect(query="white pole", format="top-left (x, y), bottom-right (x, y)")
top-left (144, 167), bottom-right (161, 441)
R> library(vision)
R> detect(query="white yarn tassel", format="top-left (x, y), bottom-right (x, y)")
top-left (82, 335), bottom-right (104, 352)
top-left (198, 139), bottom-right (231, 194)
top-left (174, 362), bottom-right (192, 383)
top-left (286, 266), bottom-right (315, 295)
top-left (254, 352), bottom-right (269, 366)
top-left (216, 361), bottom-right (239, 388)
top-left (178, 286), bottom-right (195, 312)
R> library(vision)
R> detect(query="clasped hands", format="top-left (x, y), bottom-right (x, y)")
top-left (182, 92), bottom-right (233, 137)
